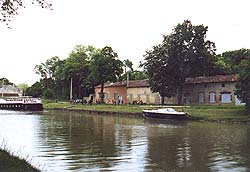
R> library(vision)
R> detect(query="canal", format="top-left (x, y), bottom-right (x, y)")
top-left (0, 110), bottom-right (250, 172)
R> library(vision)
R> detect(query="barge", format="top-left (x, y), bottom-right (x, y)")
top-left (0, 97), bottom-right (43, 111)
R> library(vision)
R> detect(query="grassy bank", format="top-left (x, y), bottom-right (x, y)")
top-left (0, 148), bottom-right (40, 172)
top-left (43, 100), bottom-right (250, 122)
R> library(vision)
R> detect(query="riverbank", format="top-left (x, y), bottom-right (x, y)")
top-left (0, 148), bottom-right (40, 172)
top-left (43, 100), bottom-right (250, 122)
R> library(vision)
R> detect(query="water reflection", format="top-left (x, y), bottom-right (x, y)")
top-left (0, 110), bottom-right (250, 172)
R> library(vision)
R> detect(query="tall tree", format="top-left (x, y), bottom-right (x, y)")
top-left (235, 60), bottom-right (250, 109)
top-left (143, 20), bottom-right (218, 105)
top-left (219, 49), bottom-right (250, 74)
top-left (62, 45), bottom-right (99, 99)
top-left (34, 56), bottom-right (61, 93)
top-left (26, 81), bottom-right (43, 97)
top-left (17, 83), bottom-right (29, 96)
top-left (89, 46), bottom-right (123, 103)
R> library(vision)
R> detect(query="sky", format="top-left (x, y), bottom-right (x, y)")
top-left (0, 0), bottom-right (250, 86)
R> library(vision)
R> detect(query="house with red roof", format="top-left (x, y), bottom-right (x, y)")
top-left (94, 81), bottom-right (127, 104)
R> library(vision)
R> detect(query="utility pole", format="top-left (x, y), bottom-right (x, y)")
top-left (126, 70), bottom-right (129, 87)
top-left (70, 77), bottom-right (73, 100)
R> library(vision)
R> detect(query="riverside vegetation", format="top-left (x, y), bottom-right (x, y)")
top-left (0, 147), bottom-right (40, 172)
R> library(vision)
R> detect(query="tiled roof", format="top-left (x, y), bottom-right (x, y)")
top-left (127, 79), bottom-right (149, 88)
top-left (95, 80), bottom-right (127, 88)
top-left (185, 74), bottom-right (238, 84)
top-left (95, 75), bottom-right (238, 88)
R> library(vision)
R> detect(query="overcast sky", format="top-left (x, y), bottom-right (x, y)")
top-left (0, 0), bottom-right (250, 85)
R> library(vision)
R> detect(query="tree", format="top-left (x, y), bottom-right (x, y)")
top-left (62, 45), bottom-right (99, 99)
top-left (235, 60), bottom-right (250, 109)
top-left (26, 81), bottom-right (43, 97)
top-left (0, 77), bottom-right (13, 86)
top-left (143, 20), bottom-right (219, 105)
top-left (219, 49), bottom-right (250, 74)
top-left (17, 83), bottom-right (29, 96)
top-left (34, 56), bottom-right (61, 93)
top-left (89, 46), bottom-right (123, 103)
top-left (0, 0), bottom-right (52, 27)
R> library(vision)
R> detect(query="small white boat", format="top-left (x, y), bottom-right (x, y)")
top-left (142, 108), bottom-right (188, 120)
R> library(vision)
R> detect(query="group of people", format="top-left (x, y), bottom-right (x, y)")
top-left (112, 96), bottom-right (123, 105)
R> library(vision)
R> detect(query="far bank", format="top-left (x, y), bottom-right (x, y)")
top-left (43, 100), bottom-right (250, 123)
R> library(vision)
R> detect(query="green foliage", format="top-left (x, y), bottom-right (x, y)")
top-left (17, 83), bottom-right (29, 96)
top-left (120, 70), bottom-right (148, 81)
top-left (43, 88), bottom-right (55, 99)
top-left (89, 46), bottom-right (123, 102)
top-left (26, 81), bottom-right (43, 97)
top-left (34, 56), bottom-right (61, 80)
top-left (219, 49), bottom-right (250, 74)
top-left (0, 77), bottom-right (13, 86)
top-left (143, 20), bottom-right (219, 105)
top-left (235, 60), bottom-right (250, 109)
top-left (32, 45), bottom-right (124, 101)
top-left (33, 45), bottom-right (100, 100)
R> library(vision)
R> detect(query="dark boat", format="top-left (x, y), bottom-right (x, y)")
top-left (0, 97), bottom-right (43, 111)
top-left (142, 108), bottom-right (188, 120)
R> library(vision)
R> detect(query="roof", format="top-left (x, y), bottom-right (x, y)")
top-left (95, 74), bottom-right (238, 88)
top-left (127, 79), bottom-right (149, 88)
top-left (95, 80), bottom-right (127, 88)
top-left (185, 74), bottom-right (238, 84)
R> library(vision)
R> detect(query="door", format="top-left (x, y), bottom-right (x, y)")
top-left (221, 93), bottom-right (231, 103)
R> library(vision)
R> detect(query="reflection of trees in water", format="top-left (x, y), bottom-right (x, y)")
top-left (38, 111), bottom-right (143, 171)
top-left (146, 122), bottom-right (250, 172)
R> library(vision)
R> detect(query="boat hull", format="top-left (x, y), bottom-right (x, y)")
top-left (143, 111), bottom-right (188, 120)
top-left (0, 103), bottom-right (43, 111)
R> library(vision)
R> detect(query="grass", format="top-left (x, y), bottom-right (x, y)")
top-left (43, 100), bottom-right (250, 122)
top-left (0, 143), bottom-right (40, 172)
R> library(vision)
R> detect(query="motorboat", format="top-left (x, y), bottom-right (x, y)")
top-left (142, 108), bottom-right (188, 120)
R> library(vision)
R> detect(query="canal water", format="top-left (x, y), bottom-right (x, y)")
top-left (0, 110), bottom-right (250, 172)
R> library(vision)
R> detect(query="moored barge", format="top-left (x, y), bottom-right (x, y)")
top-left (0, 97), bottom-right (43, 111)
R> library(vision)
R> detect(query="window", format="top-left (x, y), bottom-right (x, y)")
top-left (104, 92), bottom-right (110, 99)
top-left (198, 92), bottom-right (205, 103)
top-left (184, 93), bottom-right (191, 104)
top-left (209, 92), bottom-right (216, 103)
top-left (114, 93), bottom-right (118, 99)
top-left (221, 93), bottom-right (232, 103)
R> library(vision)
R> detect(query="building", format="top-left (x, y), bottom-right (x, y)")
top-left (94, 81), bottom-right (127, 104)
top-left (94, 74), bottom-right (242, 105)
top-left (0, 85), bottom-right (22, 97)
top-left (127, 80), bottom-right (160, 104)
top-left (184, 74), bottom-right (239, 105)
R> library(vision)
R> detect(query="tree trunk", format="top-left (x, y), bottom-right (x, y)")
top-left (177, 88), bottom-right (183, 105)
top-left (100, 82), bottom-right (104, 103)
top-left (161, 95), bottom-right (164, 105)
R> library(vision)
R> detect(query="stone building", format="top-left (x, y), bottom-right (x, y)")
top-left (94, 74), bottom-right (242, 105)
top-left (184, 74), bottom-right (239, 105)
top-left (0, 85), bottom-right (22, 97)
